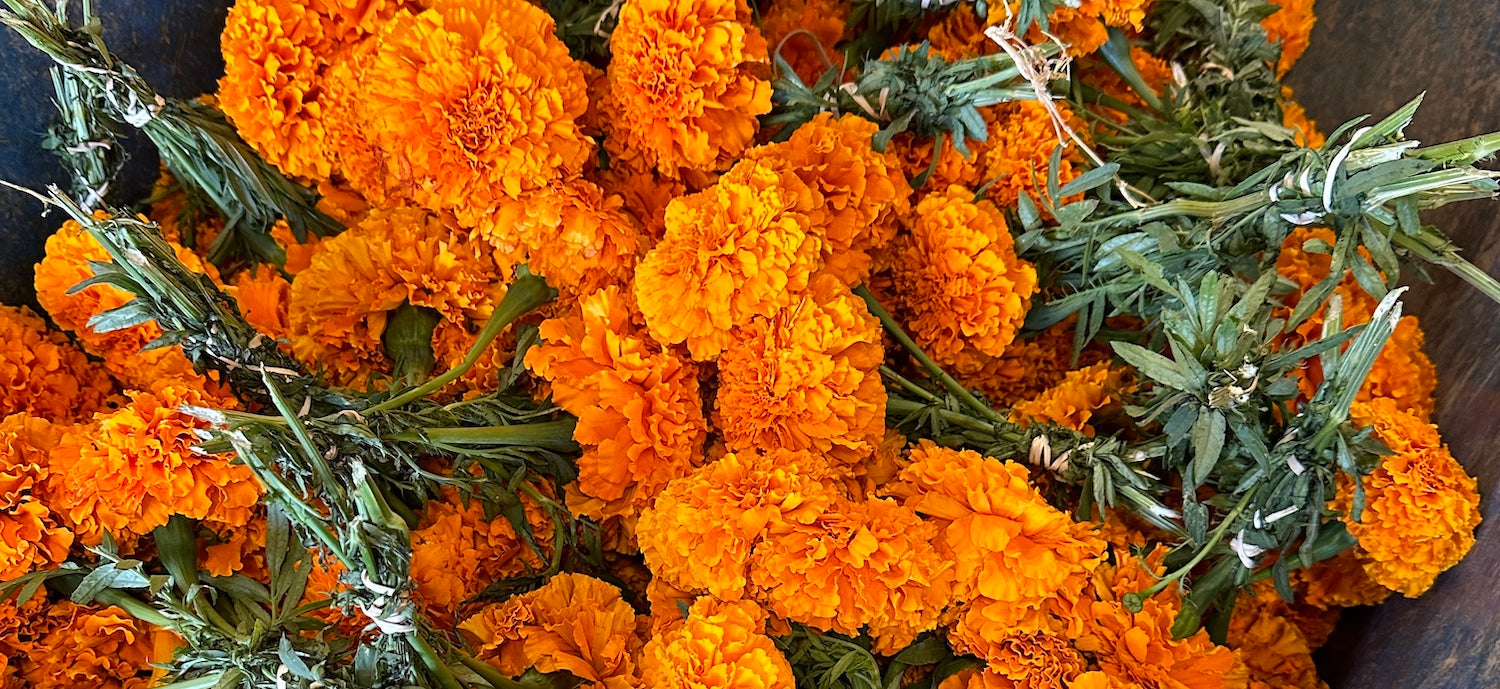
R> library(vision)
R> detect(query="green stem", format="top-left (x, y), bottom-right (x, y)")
top-left (879, 365), bottom-right (942, 404)
top-left (1130, 487), bottom-right (1259, 605)
top-left (885, 396), bottom-right (999, 435)
top-left (458, 652), bottom-right (529, 689)
top-left (391, 419), bottom-right (579, 452)
top-left (1391, 229), bottom-right (1500, 304)
top-left (409, 633), bottom-right (463, 689)
top-left (153, 671), bottom-right (240, 689)
top-left (853, 285), bottom-right (1004, 423)
top-left (1081, 191), bottom-right (1270, 232)
top-left (1411, 130), bottom-right (1500, 165)
top-left (368, 273), bottom-right (554, 413)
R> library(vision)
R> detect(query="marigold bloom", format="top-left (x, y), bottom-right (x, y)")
top-left (0, 305), bottom-right (114, 422)
top-left (749, 495), bottom-right (953, 652)
top-left (883, 442), bottom-right (1103, 628)
top-left (760, 0), bottom-right (849, 86)
top-left (941, 630), bottom-right (1089, 689)
top-left (636, 449), bottom-right (841, 599)
top-left (928, 0), bottom-right (1148, 59)
top-left (288, 207), bottom-right (502, 387)
top-left (14, 601), bottom-right (162, 689)
top-left (527, 286), bottom-right (708, 519)
top-left (51, 381), bottom-right (261, 543)
top-left (202, 513), bottom-right (268, 580)
top-left (634, 161), bottom-right (825, 360)
top-left (744, 113), bottom-right (913, 285)
top-left (356, 0), bottom-right (593, 222)
top-left (460, 573), bottom-right (644, 687)
top-left (886, 186), bottom-right (1037, 368)
top-left (589, 165), bottom-right (688, 246)
top-left (1336, 398), bottom-right (1481, 597)
top-left (715, 273), bottom-right (885, 473)
top-left (603, 0), bottom-right (772, 176)
top-left (1293, 550), bottom-right (1391, 609)
top-left (0, 414), bottom-right (73, 580)
top-left (1227, 590), bottom-right (1327, 689)
top-left (1075, 47), bottom-right (1174, 124)
top-left (974, 101), bottom-right (1088, 210)
top-left (641, 598), bottom-right (795, 689)
top-left (272, 220), bottom-right (331, 276)
top-left (1261, 0), bottom-right (1316, 76)
top-left (410, 487), bottom-right (554, 622)
top-left (1009, 363), bottom-right (1130, 435)
top-left (228, 267), bottom-right (293, 341)
top-left (480, 180), bottom-right (644, 298)
top-left (959, 316), bottom-right (1112, 406)
top-left (1281, 86), bottom-right (1326, 149)
top-left (148, 168), bottom-right (221, 256)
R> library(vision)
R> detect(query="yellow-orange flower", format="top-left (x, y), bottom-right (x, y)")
top-left (634, 160), bottom-right (825, 360)
top-left (640, 597), bottom-right (795, 689)
top-left (351, 0), bottom-right (593, 223)
top-left (271, 220), bottom-right (331, 276)
top-left (1293, 550), bottom-right (1391, 609)
top-left (459, 573), bottom-right (644, 687)
top-left (749, 495), bottom-right (953, 652)
top-left (13, 600), bottom-right (163, 689)
top-left (1010, 362), bottom-right (1130, 435)
top-left (1337, 398), bottom-right (1481, 597)
top-left (760, 0), bottom-right (849, 86)
top-left (480, 180), bottom-right (644, 298)
top-left (527, 286), bottom-right (708, 519)
top-left (1227, 588), bottom-right (1327, 689)
top-left (973, 101), bottom-right (1088, 210)
top-left (227, 266), bottom-right (292, 341)
top-left (744, 113), bottom-right (914, 285)
top-left (1262, 0), bottom-right (1316, 76)
top-left (927, 0), bottom-right (1148, 59)
top-left (882, 442), bottom-right (1103, 628)
top-left (0, 305), bottom-right (114, 422)
top-left (410, 487), bottom-right (554, 623)
top-left (715, 273), bottom-right (885, 473)
top-left (51, 381), bottom-right (260, 543)
top-left (288, 206), bottom-right (502, 387)
top-left (885, 185), bottom-right (1038, 368)
top-left (603, 0), bottom-right (771, 177)
top-left (589, 165), bottom-right (688, 246)
top-left (636, 449), bottom-right (841, 599)
top-left (959, 316), bottom-right (1112, 406)
top-left (0, 413), bottom-right (73, 580)
top-left (942, 630), bottom-right (1089, 689)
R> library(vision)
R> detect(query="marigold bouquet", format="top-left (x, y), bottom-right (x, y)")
top-left (0, 0), bottom-right (1495, 687)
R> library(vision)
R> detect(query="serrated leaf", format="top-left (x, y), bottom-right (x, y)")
top-left (1189, 411), bottom-right (1226, 488)
top-left (1113, 341), bottom-right (1197, 392)
top-left (86, 300), bottom-right (155, 333)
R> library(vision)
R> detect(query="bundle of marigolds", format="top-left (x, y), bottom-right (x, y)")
top-left (1, 0), bottom-right (1498, 686)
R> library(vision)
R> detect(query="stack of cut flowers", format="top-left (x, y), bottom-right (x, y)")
top-left (0, 0), bottom-right (1496, 686)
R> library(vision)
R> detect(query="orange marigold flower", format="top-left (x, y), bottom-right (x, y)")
top-left (0, 414), bottom-right (73, 580)
top-left (460, 573), bottom-right (644, 687)
top-left (527, 286), bottom-right (708, 519)
top-left (604, 0), bottom-right (772, 177)
top-left (634, 160), bottom-right (825, 360)
top-left (148, 168), bottom-right (221, 256)
top-left (1075, 47), bottom-right (1174, 124)
top-left (1293, 550), bottom-right (1391, 609)
top-left (228, 266), bottom-right (293, 341)
top-left (410, 487), bottom-right (554, 623)
top-left (928, 0), bottom-right (1148, 59)
top-left (0, 304), bottom-right (114, 422)
top-left (973, 101), bottom-right (1087, 210)
top-left (1009, 362), bottom-right (1130, 435)
top-left (1281, 86), bottom-right (1325, 149)
top-left (744, 113), bottom-right (913, 285)
top-left (760, 0), bottom-right (850, 86)
top-left (51, 381), bottom-right (261, 542)
top-left (882, 442), bottom-right (1103, 628)
top-left (749, 495), bottom-right (953, 652)
top-left (636, 449), bottom-right (841, 599)
top-left (885, 185), bottom-right (1038, 368)
top-left (15, 601), bottom-right (162, 689)
top-left (480, 180), bottom-right (644, 298)
top-left (353, 0), bottom-right (592, 223)
top-left (201, 513), bottom-right (269, 580)
top-left (959, 316), bottom-right (1111, 406)
top-left (1261, 0), bottom-right (1316, 77)
top-left (271, 220), bottom-right (331, 276)
top-left (640, 597), bottom-right (795, 689)
top-left (941, 630), bottom-right (1089, 689)
top-left (1226, 589), bottom-right (1327, 689)
top-left (1076, 548), bottom-right (1250, 689)
top-left (1336, 398), bottom-right (1481, 597)
top-left (715, 273), bottom-right (885, 474)
top-left (589, 165), bottom-right (688, 247)
top-left (288, 207), bottom-right (502, 387)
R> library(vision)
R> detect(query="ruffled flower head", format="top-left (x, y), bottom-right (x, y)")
top-left (884, 185), bottom-right (1038, 368)
top-left (1262, 0), bottom-right (1316, 77)
top-left (0, 305), bottom-right (114, 422)
top-left (641, 598), bottom-right (795, 689)
top-left (411, 487), bottom-right (555, 623)
top-left (1226, 587), bottom-right (1327, 689)
top-left (526, 286), bottom-right (708, 519)
top-left (760, 0), bottom-right (850, 86)
top-left (1009, 362), bottom-right (1131, 435)
top-left (927, 0), bottom-right (1148, 59)
top-left (636, 448), bottom-right (841, 599)
top-left (603, 0), bottom-right (772, 176)
top-left (938, 630), bottom-right (1089, 689)
top-left (634, 160), bottom-right (825, 360)
top-left (0, 413), bottom-right (73, 580)
top-left (459, 573), bottom-right (644, 687)
top-left (228, 266), bottom-right (293, 341)
top-left (1338, 397), bottom-right (1481, 597)
top-left (480, 180), bottom-right (644, 299)
top-left (11, 600), bottom-right (165, 689)
top-left (958, 316), bottom-right (1111, 406)
top-left (1281, 86), bottom-right (1326, 149)
top-left (352, 0), bottom-right (593, 222)
top-left (715, 273), bottom-right (885, 474)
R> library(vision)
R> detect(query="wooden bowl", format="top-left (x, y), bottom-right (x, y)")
top-left (2, 1), bottom-right (1497, 686)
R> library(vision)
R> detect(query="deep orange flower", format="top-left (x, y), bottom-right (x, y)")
top-left (589, 165), bottom-right (689, 247)
top-left (1293, 550), bottom-right (1391, 609)
top-left (634, 160), bottom-right (825, 360)
top-left (749, 495), bottom-right (953, 652)
top-left (1226, 588), bottom-right (1327, 689)
top-left (410, 487), bottom-right (554, 623)
top-left (760, 0), bottom-right (849, 86)
top-left (148, 168), bottom-right (221, 256)
top-left (479, 180), bottom-right (644, 298)
top-left (744, 113), bottom-right (914, 285)
top-left (526, 286), bottom-right (708, 519)
top-left (228, 266), bottom-right (293, 341)
top-left (973, 101), bottom-right (1087, 210)
top-left (0, 414), bottom-right (73, 580)
top-left (941, 630), bottom-right (1089, 689)
top-left (50, 380), bottom-right (260, 543)
top-left (958, 316), bottom-right (1112, 406)
top-left (459, 573), bottom-right (644, 687)
top-left (1281, 86), bottom-right (1326, 149)
top-left (885, 185), bottom-right (1038, 368)
top-left (1337, 398), bottom-right (1481, 597)
top-left (271, 220), bottom-right (331, 276)
top-left (0, 305), bottom-right (114, 422)
top-left (353, 0), bottom-right (593, 223)
top-left (640, 597), bottom-right (795, 689)
top-left (1261, 0), bottom-right (1316, 77)
top-left (927, 0), bottom-right (1148, 59)
top-left (636, 449), bottom-right (841, 599)
top-left (201, 513), bottom-right (268, 580)
top-left (13, 600), bottom-right (163, 689)
top-left (603, 0), bottom-right (771, 177)
top-left (1009, 362), bottom-right (1130, 435)
top-left (715, 273), bottom-right (885, 474)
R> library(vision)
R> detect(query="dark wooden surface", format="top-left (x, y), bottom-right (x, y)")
top-left (2, 1), bottom-right (1499, 687)
top-left (1287, 2), bottom-right (1500, 687)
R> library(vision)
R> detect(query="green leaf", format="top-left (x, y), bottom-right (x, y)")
top-left (1058, 163), bottom-right (1121, 198)
top-left (1189, 411), bottom-right (1226, 488)
top-left (86, 299), bottom-right (156, 333)
top-left (1113, 341), bottom-right (1197, 392)
top-left (153, 515), bottom-right (200, 592)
